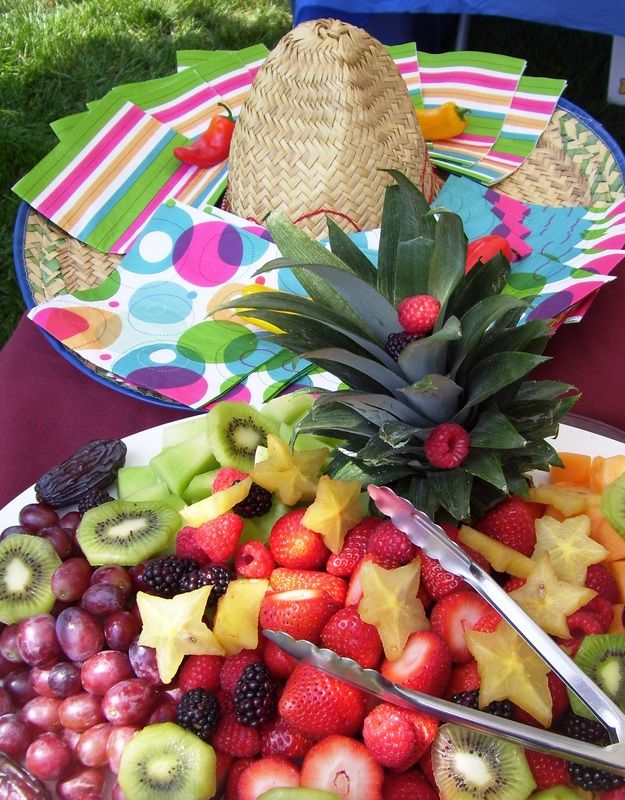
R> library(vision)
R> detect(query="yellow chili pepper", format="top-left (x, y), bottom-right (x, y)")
top-left (415, 102), bottom-right (469, 141)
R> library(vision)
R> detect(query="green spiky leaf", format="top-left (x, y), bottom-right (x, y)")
top-left (466, 352), bottom-right (550, 408)
top-left (469, 408), bottom-right (527, 449)
top-left (326, 217), bottom-right (378, 286)
top-left (463, 450), bottom-right (508, 492)
top-left (428, 211), bottom-right (467, 309)
top-left (430, 469), bottom-right (473, 520)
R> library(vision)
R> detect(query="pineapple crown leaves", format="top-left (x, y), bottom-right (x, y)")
top-left (213, 170), bottom-right (579, 523)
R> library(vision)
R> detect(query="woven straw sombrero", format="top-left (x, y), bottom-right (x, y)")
top-left (15, 25), bottom-right (625, 408)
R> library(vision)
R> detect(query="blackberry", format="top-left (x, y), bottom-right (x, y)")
top-left (450, 690), bottom-right (514, 719)
top-left (234, 663), bottom-right (278, 728)
top-left (179, 568), bottom-right (215, 594)
top-left (233, 482), bottom-right (272, 518)
top-left (201, 564), bottom-right (233, 606)
top-left (568, 762), bottom-right (624, 792)
top-left (142, 555), bottom-right (199, 597)
top-left (384, 331), bottom-right (422, 361)
top-left (176, 688), bottom-right (220, 742)
top-left (77, 489), bottom-right (114, 513)
top-left (561, 712), bottom-right (609, 744)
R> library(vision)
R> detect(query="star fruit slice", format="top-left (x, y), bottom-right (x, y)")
top-left (302, 476), bottom-right (364, 554)
top-left (533, 514), bottom-right (608, 585)
top-left (250, 434), bottom-right (328, 506)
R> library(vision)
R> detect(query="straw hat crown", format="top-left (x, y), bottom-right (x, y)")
top-left (227, 18), bottom-right (441, 237)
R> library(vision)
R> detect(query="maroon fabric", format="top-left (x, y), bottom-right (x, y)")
top-left (1, 259), bottom-right (624, 508)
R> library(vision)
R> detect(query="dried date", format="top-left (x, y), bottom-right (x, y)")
top-left (35, 438), bottom-right (127, 508)
top-left (0, 754), bottom-right (52, 800)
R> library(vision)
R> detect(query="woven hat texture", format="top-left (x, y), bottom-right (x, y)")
top-left (227, 18), bottom-right (442, 237)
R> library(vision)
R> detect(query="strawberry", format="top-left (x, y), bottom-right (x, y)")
top-left (213, 468), bottom-right (248, 493)
top-left (473, 608), bottom-right (503, 632)
top-left (269, 567), bottom-right (348, 606)
top-left (320, 605), bottom-right (383, 669)
top-left (237, 756), bottom-right (299, 800)
top-left (225, 757), bottom-right (255, 800)
top-left (259, 589), bottom-right (340, 643)
top-left (362, 703), bottom-right (437, 770)
top-left (503, 576), bottom-right (527, 592)
top-left (429, 590), bottom-right (492, 663)
top-left (444, 659), bottom-right (480, 698)
top-left (178, 654), bottom-right (224, 693)
top-left (382, 768), bottom-right (439, 800)
top-left (418, 550), bottom-right (468, 601)
top-left (212, 712), bottom-right (261, 758)
top-left (195, 512), bottom-right (244, 563)
top-left (367, 519), bottom-right (416, 565)
top-left (279, 663), bottom-right (366, 740)
top-left (262, 639), bottom-right (298, 680)
top-left (585, 563), bottom-right (620, 603)
top-left (524, 750), bottom-right (570, 789)
top-left (220, 650), bottom-right (263, 696)
top-left (175, 525), bottom-right (211, 566)
top-left (234, 540), bottom-right (275, 579)
top-left (300, 735), bottom-right (384, 800)
top-left (326, 516), bottom-right (378, 576)
top-left (397, 294), bottom-right (440, 335)
top-left (423, 423), bottom-right (470, 469)
top-left (215, 750), bottom-right (234, 795)
top-left (345, 552), bottom-right (399, 606)
top-left (475, 496), bottom-right (541, 556)
top-left (381, 630), bottom-right (452, 697)
top-left (260, 716), bottom-right (313, 759)
top-left (269, 508), bottom-right (330, 570)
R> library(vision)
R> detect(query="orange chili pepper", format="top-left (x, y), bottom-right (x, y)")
top-left (416, 102), bottom-right (469, 140)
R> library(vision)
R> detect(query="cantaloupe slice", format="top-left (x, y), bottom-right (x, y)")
top-left (607, 561), bottom-right (625, 603)
top-left (589, 455), bottom-right (625, 493)
top-left (550, 452), bottom-right (591, 487)
top-left (609, 603), bottom-right (625, 633)
top-left (542, 505), bottom-right (566, 522)
top-left (590, 517), bottom-right (625, 562)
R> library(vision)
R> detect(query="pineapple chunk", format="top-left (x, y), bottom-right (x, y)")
top-left (180, 477), bottom-right (252, 526)
top-left (534, 515), bottom-right (608, 585)
top-left (302, 476), bottom-right (363, 554)
top-left (212, 578), bottom-right (269, 655)
top-left (528, 485), bottom-right (599, 516)
top-left (458, 525), bottom-right (534, 578)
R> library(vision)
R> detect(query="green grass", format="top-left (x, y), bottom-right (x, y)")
top-left (1, 2), bottom-right (624, 349)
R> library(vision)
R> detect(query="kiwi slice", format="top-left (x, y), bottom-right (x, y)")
top-left (569, 633), bottom-right (625, 719)
top-left (207, 401), bottom-right (278, 471)
top-left (432, 723), bottom-right (536, 799)
top-left (118, 721), bottom-right (216, 800)
top-left (76, 500), bottom-right (181, 566)
top-left (0, 534), bottom-right (61, 624)
top-left (601, 472), bottom-right (625, 535)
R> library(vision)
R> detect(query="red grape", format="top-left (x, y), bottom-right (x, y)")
top-left (48, 662), bottom-right (82, 698)
top-left (0, 623), bottom-right (24, 662)
top-left (4, 668), bottom-right (37, 705)
top-left (51, 558), bottom-right (92, 603)
top-left (58, 693), bottom-right (105, 732)
top-left (58, 511), bottom-right (82, 535)
top-left (106, 725), bottom-right (137, 773)
top-left (148, 693), bottom-right (178, 724)
top-left (17, 614), bottom-right (61, 666)
top-left (56, 767), bottom-right (105, 800)
top-left (0, 524), bottom-right (31, 541)
top-left (75, 722), bottom-right (112, 768)
top-left (62, 726), bottom-right (81, 752)
top-left (128, 638), bottom-right (162, 685)
top-left (111, 783), bottom-right (127, 800)
top-left (0, 687), bottom-right (13, 715)
top-left (104, 611), bottom-right (141, 651)
top-left (102, 678), bottom-right (156, 726)
top-left (19, 503), bottom-right (58, 532)
top-left (30, 666), bottom-right (57, 698)
top-left (0, 713), bottom-right (33, 758)
top-left (81, 583), bottom-right (125, 617)
top-left (22, 696), bottom-right (62, 732)
top-left (40, 525), bottom-right (75, 560)
top-left (25, 732), bottom-right (73, 781)
top-left (0, 652), bottom-right (15, 679)
top-left (56, 607), bottom-right (104, 661)
top-left (81, 651), bottom-right (133, 696)
top-left (91, 565), bottom-right (132, 598)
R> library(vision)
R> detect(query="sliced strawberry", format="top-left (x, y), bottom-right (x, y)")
top-left (195, 512), bottom-right (244, 563)
top-left (362, 703), bottom-right (438, 770)
top-left (269, 508), bottom-right (330, 570)
top-left (212, 712), bottom-right (261, 758)
top-left (367, 519), bottom-right (416, 565)
top-left (345, 553), bottom-right (399, 606)
top-left (213, 468), bottom-right (249, 493)
top-left (262, 639), bottom-right (298, 680)
top-left (270, 567), bottom-right (347, 606)
top-left (320, 605), bottom-right (383, 669)
top-left (382, 767), bottom-right (439, 800)
top-left (473, 608), bottom-right (503, 633)
top-left (524, 749), bottom-right (570, 789)
top-left (381, 630), bottom-right (452, 697)
top-left (225, 757), bottom-right (255, 800)
top-left (475, 496), bottom-right (540, 556)
top-left (259, 589), bottom-right (340, 644)
top-left (429, 590), bottom-right (492, 663)
top-left (326, 516), bottom-right (379, 576)
top-left (444, 660), bottom-right (480, 698)
top-left (237, 756), bottom-right (299, 800)
top-left (300, 734), bottom-right (384, 800)
top-left (260, 716), bottom-right (313, 760)
top-left (279, 664), bottom-right (366, 740)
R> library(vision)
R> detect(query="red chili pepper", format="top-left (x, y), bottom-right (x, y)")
top-left (465, 234), bottom-right (516, 273)
top-left (173, 103), bottom-right (235, 168)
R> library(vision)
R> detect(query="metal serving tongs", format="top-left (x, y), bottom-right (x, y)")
top-left (264, 484), bottom-right (625, 776)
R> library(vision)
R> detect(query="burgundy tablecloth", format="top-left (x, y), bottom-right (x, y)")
top-left (1, 260), bottom-right (624, 508)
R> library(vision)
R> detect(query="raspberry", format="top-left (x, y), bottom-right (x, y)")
top-left (213, 468), bottom-right (249, 493)
top-left (580, 595), bottom-right (615, 631)
top-left (195, 512), bottom-right (244, 563)
top-left (566, 610), bottom-right (604, 638)
top-left (233, 663), bottom-right (278, 728)
top-left (367, 519), bottom-right (416, 565)
top-left (176, 688), bottom-right (220, 741)
top-left (142, 555), bottom-right (199, 597)
top-left (397, 294), bottom-right (441, 335)
top-left (175, 525), bottom-right (211, 566)
top-left (424, 423), bottom-right (470, 469)
top-left (233, 483), bottom-right (272, 518)
top-left (585, 562), bottom-right (620, 603)
top-left (220, 650), bottom-right (263, 696)
top-left (235, 540), bottom-right (275, 579)
top-left (384, 331), bottom-right (423, 361)
top-left (77, 489), bottom-right (114, 513)
top-left (178, 654), bottom-right (224, 693)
